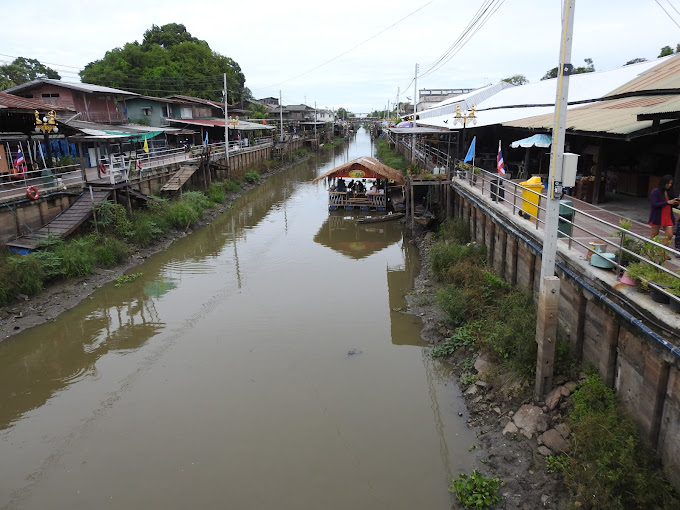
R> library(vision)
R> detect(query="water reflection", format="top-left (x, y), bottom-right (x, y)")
top-left (313, 212), bottom-right (403, 259)
top-left (0, 284), bottom-right (163, 431)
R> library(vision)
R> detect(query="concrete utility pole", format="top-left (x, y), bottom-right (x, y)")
top-left (279, 90), bottom-right (283, 140)
top-left (411, 63), bottom-right (418, 163)
top-left (535, 0), bottom-right (575, 400)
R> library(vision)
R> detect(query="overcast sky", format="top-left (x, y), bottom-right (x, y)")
top-left (1, 0), bottom-right (678, 114)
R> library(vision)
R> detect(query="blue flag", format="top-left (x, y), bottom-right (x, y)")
top-left (464, 136), bottom-right (476, 163)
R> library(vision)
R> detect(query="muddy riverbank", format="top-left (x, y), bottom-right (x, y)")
top-left (404, 226), bottom-right (571, 510)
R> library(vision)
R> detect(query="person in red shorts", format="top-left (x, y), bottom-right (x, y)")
top-left (649, 174), bottom-right (679, 246)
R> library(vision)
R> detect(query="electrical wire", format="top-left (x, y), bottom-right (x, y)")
top-left (250, 0), bottom-right (436, 92)
top-left (654, 0), bottom-right (680, 29)
top-left (419, 0), bottom-right (506, 79)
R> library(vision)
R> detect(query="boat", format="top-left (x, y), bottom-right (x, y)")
top-left (356, 212), bottom-right (405, 224)
top-left (311, 157), bottom-right (405, 212)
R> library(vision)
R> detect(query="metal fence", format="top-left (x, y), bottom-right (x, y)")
top-left (463, 162), bottom-right (680, 297)
top-left (0, 165), bottom-right (83, 201)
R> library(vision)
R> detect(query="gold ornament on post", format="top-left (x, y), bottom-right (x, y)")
top-left (34, 110), bottom-right (59, 134)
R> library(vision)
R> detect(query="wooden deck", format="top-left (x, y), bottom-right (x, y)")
top-left (6, 189), bottom-right (112, 252)
top-left (328, 191), bottom-right (387, 211)
top-left (160, 164), bottom-right (199, 192)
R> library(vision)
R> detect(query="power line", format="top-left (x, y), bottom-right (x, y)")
top-left (654, 0), bottom-right (680, 29)
top-left (251, 0), bottom-right (436, 92)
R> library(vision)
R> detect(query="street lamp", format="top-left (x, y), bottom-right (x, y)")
top-left (453, 104), bottom-right (477, 159)
top-left (34, 110), bottom-right (58, 168)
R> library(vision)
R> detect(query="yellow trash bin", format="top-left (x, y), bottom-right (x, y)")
top-left (519, 176), bottom-right (545, 219)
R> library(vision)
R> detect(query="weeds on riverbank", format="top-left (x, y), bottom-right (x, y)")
top-left (376, 139), bottom-right (409, 172)
top-left (557, 372), bottom-right (679, 509)
top-left (430, 218), bottom-right (679, 509)
top-left (0, 173), bottom-right (251, 306)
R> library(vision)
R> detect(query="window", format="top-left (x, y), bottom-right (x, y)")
top-left (41, 93), bottom-right (60, 98)
top-left (142, 107), bottom-right (152, 116)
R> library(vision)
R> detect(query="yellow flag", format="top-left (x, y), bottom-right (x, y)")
top-left (143, 136), bottom-right (149, 153)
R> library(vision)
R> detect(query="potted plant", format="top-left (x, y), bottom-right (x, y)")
top-left (611, 219), bottom-right (644, 267)
top-left (456, 162), bottom-right (472, 179)
top-left (669, 280), bottom-right (680, 313)
top-left (469, 166), bottom-right (481, 185)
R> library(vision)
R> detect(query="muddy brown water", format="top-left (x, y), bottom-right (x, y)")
top-left (0, 128), bottom-right (476, 509)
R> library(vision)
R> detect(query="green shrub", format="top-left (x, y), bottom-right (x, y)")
top-left (430, 241), bottom-right (486, 280)
top-left (479, 288), bottom-right (537, 373)
top-left (563, 374), bottom-right (679, 509)
top-left (208, 182), bottom-right (226, 203)
top-left (449, 469), bottom-right (502, 509)
top-left (376, 139), bottom-right (409, 172)
top-left (53, 237), bottom-right (96, 277)
top-left (5, 255), bottom-right (45, 298)
top-left (222, 179), bottom-right (241, 192)
top-left (437, 285), bottom-right (470, 327)
top-left (130, 212), bottom-right (165, 247)
top-left (164, 201), bottom-right (200, 229)
top-left (431, 324), bottom-right (478, 357)
top-left (243, 170), bottom-right (260, 183)
top-left (94, 237), bottom-right (130, 267)
top-left (437, 218), bottom-right (471, 244)
top-left (95, 201), bottom-right (132, 238)
top-left (182, 191), bottom-right (211, 213)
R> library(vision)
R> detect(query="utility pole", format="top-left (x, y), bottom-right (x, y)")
top-left (223, 73), bottom-right (229, 170)
top-left (314, 101), bottom-right (317, 140)
top-left (535, 0), bottom-right (575, 400)
top-left (411, 63), bottom-right (418, 163)
top-left (279, 90), bottom-right (283, 140)
top-left (396, 86), bottom-right (400, 117)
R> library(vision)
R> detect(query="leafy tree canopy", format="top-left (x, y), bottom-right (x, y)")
top-left (502, 74), bottom-right (528, 86)
top-left (541, 58), bottom-right (594, 81)
top-left (79, 23), bottom-right (246, 103)
top-left (0, 57), bottom-right (60, 90)
top-left (624, 57), bottom-right (647, 66)
top-left (336, 107), bottom-right (352, 119)
top-left (247, 102), bottom-right (269, 119)
top-left (659, 45), bottom-right (674, 58)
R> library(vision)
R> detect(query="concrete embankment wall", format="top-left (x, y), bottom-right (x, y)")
top-left (451, 183), bottom-right (680, 488)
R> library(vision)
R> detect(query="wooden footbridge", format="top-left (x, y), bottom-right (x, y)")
top-left (160, 163), bottom-right (200, 193)
top-left (6, 189), bottom-right (112, 252)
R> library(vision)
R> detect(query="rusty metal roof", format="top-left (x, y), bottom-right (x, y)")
top-left (608, 53), bottom-right (680, 95)
top-left (505, 95), bottom-right (678, 137)
top-left (0, 91), bottom-right (71, 112)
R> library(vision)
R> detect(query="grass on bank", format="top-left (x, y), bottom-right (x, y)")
top-left (376, 138), bottom-right (410, 173)
top-left (430, 218), bottom-right (679, 509)
top-left (0, 172), bottom-right (257, 307)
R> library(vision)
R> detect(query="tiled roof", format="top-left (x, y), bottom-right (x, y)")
top-left (0, 91), bottom-right (72, 111)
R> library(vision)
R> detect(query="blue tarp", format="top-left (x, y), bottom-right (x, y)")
top-left (510, 133), bottom-right (552, 148)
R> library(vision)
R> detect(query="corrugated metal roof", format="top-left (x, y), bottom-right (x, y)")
top-left (504, 95), bottom-right (679, 136)
top-left (417, 57), bottom-right (670, 131)
top-left (607, 53), bottom-right (680, 95)
top-left (4, 79), bottom-right (139, 96)
top-left (418, 82), bottom-right (512, 121)
top-left (165, 118), bottom-right (274, 131)
top-left (0, 91), bottom-right (72, 111)
top-left (164, 95), bottom-right (224, 109)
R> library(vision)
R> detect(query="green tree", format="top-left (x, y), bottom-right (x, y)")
top-left (659, 45), bottom-right (674, 57)
top-left (541, 58), bottom-right (595, 80)
top-left (79, 23), bottom-right (246, 102)
top-left (336, 107), bottom-right (351, 119)
top-left (0, 57), bottom-right (61, 89)
top-left (247, 102), bottom-right (269, 120)
top-left (624, 57), bottom-right (647, 66)
top-left (502, 74), bottom-right (528, 86)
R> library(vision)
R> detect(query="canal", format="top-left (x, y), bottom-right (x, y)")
top-left (0, 127), bottom-right (476, 509)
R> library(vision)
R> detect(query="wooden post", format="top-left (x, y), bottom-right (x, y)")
top-left (535, 276), bottom-right (560, 400)
top-left (410, 179), bottom-right (415, 231)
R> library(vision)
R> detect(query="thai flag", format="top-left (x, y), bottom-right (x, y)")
top-left (497, 140), bottom-right (506, 175)
top-left (15, 146), bottom-right (26, 175)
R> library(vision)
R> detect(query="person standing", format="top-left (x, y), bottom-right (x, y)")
top-left (649, 174), bottom-right (679, 246)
